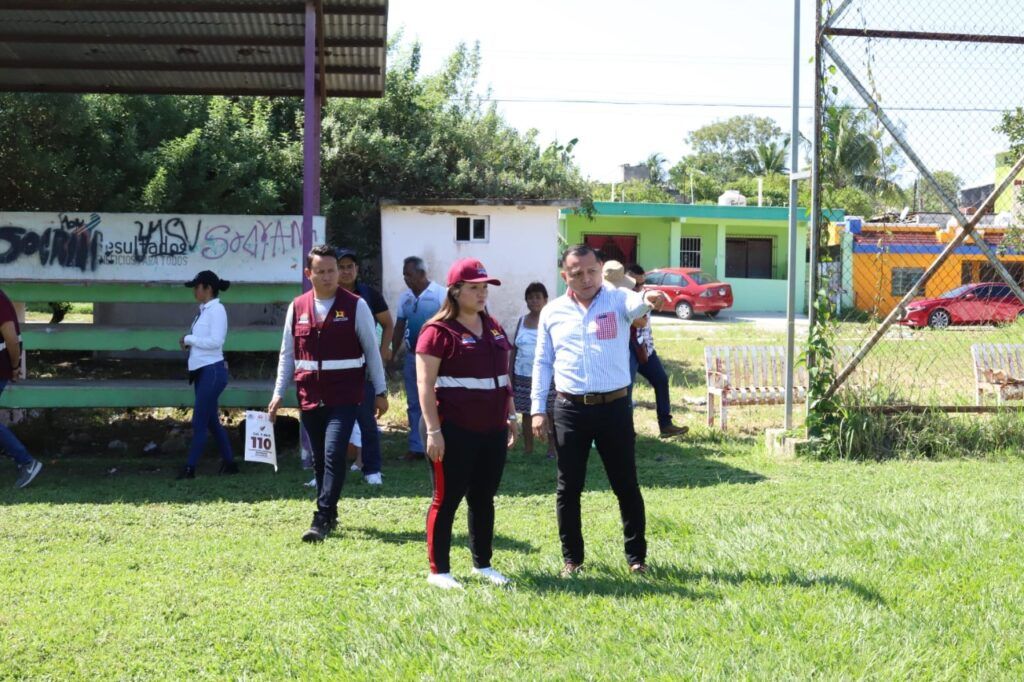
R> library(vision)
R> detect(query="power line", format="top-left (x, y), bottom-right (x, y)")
top-left (482, 97), bottom-right (1014, 113)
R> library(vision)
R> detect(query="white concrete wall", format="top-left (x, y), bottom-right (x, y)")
top-left (381, 205), bottom-right (561, 331)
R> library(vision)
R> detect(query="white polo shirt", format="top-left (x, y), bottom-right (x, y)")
top-left (530, 286), bottom-right (651, 414)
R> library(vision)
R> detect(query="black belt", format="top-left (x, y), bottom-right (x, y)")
top-left (557, 387), bottom-right (629, 406)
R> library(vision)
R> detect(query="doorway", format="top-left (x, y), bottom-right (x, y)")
top-left (584, 234), bottom-right (638, 266)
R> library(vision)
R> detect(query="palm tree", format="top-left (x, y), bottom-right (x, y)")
top-left (645, 152), bottom-right (667, 184)
top-left (820, 105), bottom-right (904, 202)
top-left (744, 139), bottom-right (789, 176)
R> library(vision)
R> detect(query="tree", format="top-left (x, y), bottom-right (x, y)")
top-left (743, 139), bottom-right (789, 176)
top-left (590, 179), bottom-right (675, 204)
top-left (644, 153), bottom-right (667, 185)
top-left (0, 39), bottom-right (591, 259)
top-left (997, 107), bottom-right (1024, 157)
top-left (916, 170), bottom-right (963, 213)
top-left (141, 96), bottom-right (300, 214)
top-left (673, 115), bottom-right (786, 185)
top-left (819, 104), bottom-right (904, 207)
top-left (667, 160), bottom-right (722, 203)
top-left (317, 40), bottom-right (591, 251)
top-left (724, 175), bottom-right (790, 207)
top-left (0, 93), bottom-right (205, 211)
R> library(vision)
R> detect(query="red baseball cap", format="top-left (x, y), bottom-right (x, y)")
top-left (446, 258), bottom-right (501, 286)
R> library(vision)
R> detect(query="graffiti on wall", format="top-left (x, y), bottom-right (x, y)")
top-left (0, 212), bottom-right (323, 283)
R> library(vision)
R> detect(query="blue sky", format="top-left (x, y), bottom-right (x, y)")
top-left (388, 0), bottom-right (1015, 190)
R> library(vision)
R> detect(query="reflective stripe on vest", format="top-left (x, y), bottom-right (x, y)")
top-left (0, 333), bottom-right (22, 352)
top-left (435, 375), bottom-right (509, 390)
top-left (294, 357), bottom-right (366, 372)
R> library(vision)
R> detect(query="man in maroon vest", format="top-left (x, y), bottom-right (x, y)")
top-left (268, 245), bottom-right (388, 542)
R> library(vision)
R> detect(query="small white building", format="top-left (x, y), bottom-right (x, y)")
top-left (380, 199), bottom-right (576, 330)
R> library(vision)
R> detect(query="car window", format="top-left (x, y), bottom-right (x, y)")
top-left (662, 273), bottom-right (685, 287)
top-left (940, 285), bottom-right (972, 299)
top-left (988, 286), bottom-right (1012, 299)
top-left (689, 272), bottom-right (719, 285)
top-left (970, 286), bottom-right (992, 299)
top-left (644, 272), bottom-right (665, 286)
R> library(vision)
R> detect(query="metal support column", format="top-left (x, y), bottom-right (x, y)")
top-left (302, 0), bottom-right (321, 293)
top-left (784, 0), bottom-right (801, 429)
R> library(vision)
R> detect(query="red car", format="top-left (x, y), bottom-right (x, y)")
top-left (642, 267), bottom-right (733, 320)
top-left (899, 282), bottom-right (1024, 329)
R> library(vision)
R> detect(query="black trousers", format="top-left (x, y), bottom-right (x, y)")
top-left (552, 394), bottom-right (647, 566)
top-left (426, 421), bottom-right (508, 574)
top-left (300, 404), bottom-right (358, 522)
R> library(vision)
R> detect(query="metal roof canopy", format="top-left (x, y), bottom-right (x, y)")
top-left (0, 0), bottom-right (387, 97)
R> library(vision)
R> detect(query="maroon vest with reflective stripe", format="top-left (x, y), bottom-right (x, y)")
top-left (431, 315), bottom-right (512, 390)
top-left (429, 314), bottom-right (513, 433)
top-left (292, 288), bottom-right (365, 409)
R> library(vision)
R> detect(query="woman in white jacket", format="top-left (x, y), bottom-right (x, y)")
top-left (178, 270), bottom-right (237, 479)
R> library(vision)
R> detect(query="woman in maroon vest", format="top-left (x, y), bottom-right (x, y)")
top-left (416, 258), bottom-right (518, 590)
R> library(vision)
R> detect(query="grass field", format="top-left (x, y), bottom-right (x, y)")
top-left (5, 330), bottom-right (1024, 678)
top-left (11, 290), bottom-right (1024, 679)
top-left (4, 434), bottom-right (1024, 678)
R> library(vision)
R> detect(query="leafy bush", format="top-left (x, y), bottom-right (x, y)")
top-left (809, 404), bottom-right (1024, 461)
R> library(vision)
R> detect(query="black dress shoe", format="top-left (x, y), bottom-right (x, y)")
top-left (176, 466), bottom-right (196, 480)
top-left (659, 422), bottom-right (689, 439)
top-left (301, 513), bottom-right (332, 543)
top-left (218, 461), bottom-right (240, 475)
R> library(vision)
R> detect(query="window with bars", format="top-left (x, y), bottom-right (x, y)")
top-left (679, 237), bottom-right (701, 268)
top-left (891, 267), bottom-right (925, 296)
top-left (455, 216), bottom-right (489, 243)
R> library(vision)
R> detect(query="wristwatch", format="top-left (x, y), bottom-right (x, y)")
top-left (507, 414), bottom-right (518, 423)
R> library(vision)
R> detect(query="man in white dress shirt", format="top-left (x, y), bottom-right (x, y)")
top-left (531, 244), bottom-right (668, 576)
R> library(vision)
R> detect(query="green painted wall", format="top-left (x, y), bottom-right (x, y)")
top-left (564, 214), bottom-right (674, 269)
top-left (564, 210), bottom-right (809, 313)
top-left (677, 220), bottom-right (724, 274)
top-left (995, 154), bottom-right (1022, 214)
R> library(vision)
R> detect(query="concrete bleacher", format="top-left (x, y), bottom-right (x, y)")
top-left (0, 210), bottom-right (322, 411)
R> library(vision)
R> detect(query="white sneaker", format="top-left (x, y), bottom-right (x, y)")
top-left (350, 463), bottom-right (361, 472)
top-left (471, 566), bottom-right (510, 586)
top-left (426, 572), bottom-right (463, 590)
top-left (303, 477), bottom-right (317, 488)
top-left (364, 472), bottom-right (383, 485)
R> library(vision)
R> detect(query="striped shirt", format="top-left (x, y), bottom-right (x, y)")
top-left (530, 286), bottom-right (651, 413)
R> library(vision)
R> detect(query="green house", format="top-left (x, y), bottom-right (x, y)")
top-left (560, 202), bottom-right (821, 313)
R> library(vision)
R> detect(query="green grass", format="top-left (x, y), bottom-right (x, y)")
top-left (5, 337), bottom-right (1024, 678)
top-left (4, 422), bottom-right (1024, 676)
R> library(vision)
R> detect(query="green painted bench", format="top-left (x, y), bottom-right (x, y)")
top-left (0, 380), bottom-right (297, 409)
top-left (22, 324), bottom-right (282, 352)
top-left (4, 281), bottom-right (299, 409)
top-left (3, 282), bottom-right (298, 304)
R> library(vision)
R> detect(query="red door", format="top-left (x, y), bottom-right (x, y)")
top-left (584, 234), bottom-right (638, 266)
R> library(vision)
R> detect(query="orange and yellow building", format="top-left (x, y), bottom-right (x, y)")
top-left (830, 218), bottom-right (1024, 317)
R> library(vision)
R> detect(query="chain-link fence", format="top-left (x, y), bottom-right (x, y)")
top-left (811, 0), bottom-right (1024, 413)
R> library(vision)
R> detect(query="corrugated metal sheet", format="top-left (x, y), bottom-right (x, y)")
top-left (0, 0), bottom-right (388, 97)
